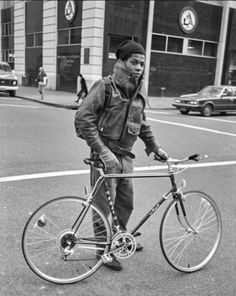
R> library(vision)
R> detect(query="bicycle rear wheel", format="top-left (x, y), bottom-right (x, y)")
top-left (160, 191), bottom-right (222, 272)
top-left (22, 196), bottom-right (112, 284)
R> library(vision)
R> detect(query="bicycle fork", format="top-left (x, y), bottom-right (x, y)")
top-left (169, 171), bottom-right (198, 234)
top-left (174, 192), bottom-right (199, 234)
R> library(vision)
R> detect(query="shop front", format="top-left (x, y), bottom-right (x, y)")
top-left (56, 0), bottom-right (82, 92)
top-left (25, 0), bottom-right (43, 86)
top-left (149, 1), bottom-right (222, 96)
top-left (223, 8), bottom-right (236, 85)
top-left (57, 47), bottom-right (80, 92)
top-left (102, 1), bottom-right (149, 77)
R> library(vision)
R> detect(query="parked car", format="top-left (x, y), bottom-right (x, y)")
top-left (0, 61), bottom-right (18, 97)
top-left (172, 85), bottom-right (236, 116)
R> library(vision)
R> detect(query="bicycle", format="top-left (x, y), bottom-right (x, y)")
top-left (22, 153), bottom-right (222, 284)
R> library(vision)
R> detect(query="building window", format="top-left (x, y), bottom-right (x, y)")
top-left (1, 22), bottom-right (13, 36)
top-left (70, 28), bottom-right (81, 44)
top-left (2, 49), bottom-right (14, 63)
top-left (26, 32), bottom-right (42, 48)
top-left (35, 32), bottom-right (43, 47)
top-left (58, 27), bottom-right (81, 45)
top-left (152, 35), bottom-right (166, 51)
top-left (204, 42), bottom-right (217, 57)
top-left (1, 6), bottom-right (14, 67)
top-left (26, 33), bottom-right (34, 47)
top-left (167, 37), bottom-right (183, 53)
top-left (151, 34), bottom-right (217, 58)
top-left (187, 40), bottom-right (203, 56)
top-left (58, 29), bottom-right (69, 44)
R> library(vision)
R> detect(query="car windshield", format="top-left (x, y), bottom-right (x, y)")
top-left (198, 86), bottom-right (223, 96)
top-left (0, 63), bottom-right (11, 73)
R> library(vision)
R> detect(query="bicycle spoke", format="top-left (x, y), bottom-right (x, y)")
top-left (22, 196), bottom-right (112, 284)
top-left (160, 191), bottom-right (222, 272)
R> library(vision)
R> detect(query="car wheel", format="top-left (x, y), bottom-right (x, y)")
top-left (9, 90), bottom-right (16, 97)
top-left (180, 109), bottom-right (189, 115)
top-left (201, 104), bottom-right (213, 117)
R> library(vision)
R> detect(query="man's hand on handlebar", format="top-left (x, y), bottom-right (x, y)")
top-left (154, 147), bottom-right (169, 163)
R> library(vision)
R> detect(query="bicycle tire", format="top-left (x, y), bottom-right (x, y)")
top-left (159, 191), bottom-right (222, 273)
top-left (22, 196), bottom-right (112, 284)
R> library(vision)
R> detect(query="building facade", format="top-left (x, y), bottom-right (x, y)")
top-left (1, 0), bottom-right (236, 96)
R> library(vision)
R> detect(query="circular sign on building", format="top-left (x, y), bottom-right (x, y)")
top-left (65, 0), bottom-right (77, 23)
top-left (179, 6), bottom-right (198, 34)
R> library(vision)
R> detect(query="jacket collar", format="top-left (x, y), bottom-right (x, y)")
top-left (138, 81), bottom-right (148, 104)
top-left (112, 59), bottom-right (131, 87)
top-left (112, 60), bottom-right (148, 104)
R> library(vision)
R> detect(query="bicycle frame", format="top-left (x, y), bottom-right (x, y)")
top-left (22, 152), bottom-right (223, 284)
top-left (72, 162), bottom-right (190, 240)
top-left (22, 152), bottom-right (222, 284)
top-left (72, 152), bottom-right (206, 250)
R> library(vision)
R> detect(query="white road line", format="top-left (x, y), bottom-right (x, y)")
top-left (0, 103), bottom-right (69, 111)
top-left (147, 110), bottom-right (236, 124)
top-left (198, 117), bottom-right (236, 124)
top-left (0, 160), bottom-right (235, 183)
top-left (0, 104), bottom-right (40, 109)
top-left (0, 169), bottom-right (90, 183)
top-left (147, 117), bottom-right (236, 137)
top-left (134, 160), bottom-right (236, 171)
top-left (0, 97), bottom-right (21, 101)
top-left (146, 110), bottom-right (171, 115)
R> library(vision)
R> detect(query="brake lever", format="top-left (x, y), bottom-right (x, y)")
top-left (153, 154), bottom-right (167, 163)
top-left (188, 154), bottom-right (208, 162)
top-left (188, 153), bottom-right (200, 161)
top-left (83, 158), bottom-right (104, 168)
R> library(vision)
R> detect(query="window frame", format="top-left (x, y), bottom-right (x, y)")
top-left (25, 32), bottom-right (42, 48)
top-left (151, 33), bottom-right (218, 59)
top-left (57, 27), bottom-right (81, 46)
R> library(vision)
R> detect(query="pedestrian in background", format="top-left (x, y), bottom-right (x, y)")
top-left (75, 73), bottom-right (88, 105)
top-left (36, 67), bottom-right (47, 100)
top-left (74, 40), bottom-right (168, 271)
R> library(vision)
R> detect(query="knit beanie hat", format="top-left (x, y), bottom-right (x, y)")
top-left (115, 40), bottom-right (145, 60)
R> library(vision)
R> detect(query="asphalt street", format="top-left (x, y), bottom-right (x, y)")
top-left (1, 94), bottom-right (236, 296)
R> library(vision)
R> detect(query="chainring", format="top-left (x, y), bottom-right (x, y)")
top-left (111, 232), bottom-right (137, 259)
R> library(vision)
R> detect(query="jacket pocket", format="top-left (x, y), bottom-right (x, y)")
top-left (98, 96), bottom-right (128, 139)
top-left (99, 110), bottom-right (125, 139)
top-left (127, 122), bottom-right (141, 136)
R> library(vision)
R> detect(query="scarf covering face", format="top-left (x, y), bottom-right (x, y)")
top-left (112, 60), bottom-right (143, 97)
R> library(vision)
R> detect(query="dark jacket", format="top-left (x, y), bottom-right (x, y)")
top-left (80, 77), bottom-right (88, 95)
top-left (75, 75), bottom-right (160, 158)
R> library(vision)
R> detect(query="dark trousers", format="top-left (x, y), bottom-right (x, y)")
top-left (91, 154), bottom-right (134, 234)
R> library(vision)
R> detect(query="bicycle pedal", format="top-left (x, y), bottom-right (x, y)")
top-left (101, 254), bottom-right (113, 263)
top-left (133, 232), bottom-right (141, 237)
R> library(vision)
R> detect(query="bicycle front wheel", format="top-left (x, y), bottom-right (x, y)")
top-left (160, 191), bottom-right (222, 273)
top-left (22, 196), bottom-right (112, 284)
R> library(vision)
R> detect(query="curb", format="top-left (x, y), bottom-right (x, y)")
top-left (16, 95), bottom-right (174, 111)
top-left (16, 95), bottom-right (79, 110)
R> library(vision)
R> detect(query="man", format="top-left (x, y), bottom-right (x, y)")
top-left (74, 40), bottom-right (168, 270)
top-left (75, 73), bottom-right (88, 105)
top-left (36, 67), bottom-right (47, 100)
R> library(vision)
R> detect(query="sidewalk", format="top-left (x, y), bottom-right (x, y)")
top-left (16, 86), bottom-right (175, 110)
